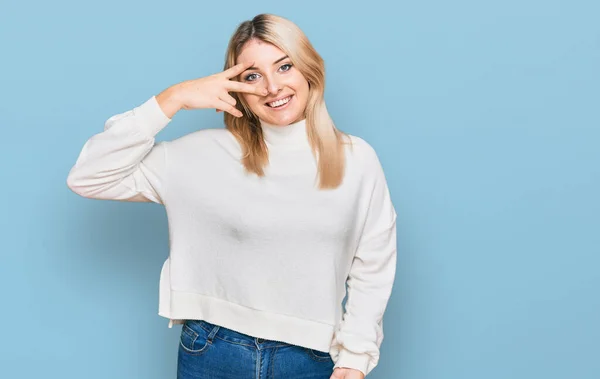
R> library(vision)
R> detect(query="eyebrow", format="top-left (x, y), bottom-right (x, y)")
top-left (244, 55), bottom-right (289, 72)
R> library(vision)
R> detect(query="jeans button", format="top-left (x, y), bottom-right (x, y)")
top-left (257, 338), bottom-right (264, 343)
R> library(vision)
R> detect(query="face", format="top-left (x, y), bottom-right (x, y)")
top-left (236, 39), bottom-right (309, 126)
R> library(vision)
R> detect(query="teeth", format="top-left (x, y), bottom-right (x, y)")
top-left (268, 96), bottom-right (291, 108)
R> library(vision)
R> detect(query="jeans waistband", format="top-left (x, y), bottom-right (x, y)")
top-left (185, 319), bottom-right (295, 349)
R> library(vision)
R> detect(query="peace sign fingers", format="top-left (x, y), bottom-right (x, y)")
top-left (222, 61), bottom-right (255, 80)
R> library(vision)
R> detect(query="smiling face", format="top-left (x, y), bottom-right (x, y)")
top-left (236, 39), bottom-right (310, 126)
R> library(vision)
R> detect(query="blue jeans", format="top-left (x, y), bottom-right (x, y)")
top-left (177, 319), bottom-right (335, 378)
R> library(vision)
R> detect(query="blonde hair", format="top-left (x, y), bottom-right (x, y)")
top-left (223, 13), bottom-right (351, 189)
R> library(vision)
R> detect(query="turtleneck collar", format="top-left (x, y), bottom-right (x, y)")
top-left (259, 117), bottom-right (310, 148)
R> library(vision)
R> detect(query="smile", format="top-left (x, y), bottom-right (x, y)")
top-left (266, 95), bottom-right (293, 108)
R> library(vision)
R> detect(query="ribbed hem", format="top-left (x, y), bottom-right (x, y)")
top-left (333, 347), bottom-right (372, 376)
top-left (159, 289), bottom-right (336, 352)
top-left (132, 96), bottom-right (172, 138)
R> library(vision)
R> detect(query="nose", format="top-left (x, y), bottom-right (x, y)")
top-left (265, 76), bottom-right (282, 95)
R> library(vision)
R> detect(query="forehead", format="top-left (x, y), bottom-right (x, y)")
top-left (237, 39), bottom-right (285, 65)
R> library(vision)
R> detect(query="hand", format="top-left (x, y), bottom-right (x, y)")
top-left (173, 61), bottom-right (268, 118)
top-left (330, 367), bottom-right (365, 379)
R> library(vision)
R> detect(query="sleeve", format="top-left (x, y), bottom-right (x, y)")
top-left (331, 143), bottom-right (398, 376)
top-left (66, 96), bottom-right (172, 204)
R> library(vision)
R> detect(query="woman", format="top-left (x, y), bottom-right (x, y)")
top-left (67, 13), bottom-right (397, 379)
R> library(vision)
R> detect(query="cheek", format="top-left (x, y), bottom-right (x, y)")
top-left (295, 80), bottom-right (310, 103)
top-left (241, 94), bottom-right (260, 109)
top-left (294, 77), bottom-right (310, 98)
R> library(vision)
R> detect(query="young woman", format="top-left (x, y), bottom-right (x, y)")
top-left (67, 13), bottom-right (397, 379)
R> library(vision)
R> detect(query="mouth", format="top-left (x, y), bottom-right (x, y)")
top-left (265, 95), bottom-right (293, 109)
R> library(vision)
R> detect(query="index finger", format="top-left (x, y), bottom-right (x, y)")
top-left (226, 80), bottom-right (268, 96)
top-left (222, 61), bottom-right (255, 79)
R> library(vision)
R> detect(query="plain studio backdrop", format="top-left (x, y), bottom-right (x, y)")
top-left (1, 1), bottom-right (598, 378)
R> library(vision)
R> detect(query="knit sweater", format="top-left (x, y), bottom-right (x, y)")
top-left (66, 95), bottom-right (397, 376)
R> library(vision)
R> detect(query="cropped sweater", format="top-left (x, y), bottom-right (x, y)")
top-left (66, 95), bottom-right (397, 376)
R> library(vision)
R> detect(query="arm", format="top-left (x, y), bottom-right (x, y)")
top-left (331, 144), bottom-right (398, 377)
top-left (66, 91), bottom-right (179, 203)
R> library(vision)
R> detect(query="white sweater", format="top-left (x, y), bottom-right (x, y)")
top-left (66, 95), bottom-right (397, 376)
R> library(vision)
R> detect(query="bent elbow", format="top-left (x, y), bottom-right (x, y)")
top-left (66, 168), bottom-right (92, 198)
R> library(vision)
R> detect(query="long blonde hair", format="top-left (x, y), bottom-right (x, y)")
top-left (223, 13), bottom-right (351, 190)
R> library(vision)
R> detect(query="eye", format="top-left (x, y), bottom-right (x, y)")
top-left (244, 73), bottom-right (260, 82)
top-left (279, 63), bottom-right (292, 72)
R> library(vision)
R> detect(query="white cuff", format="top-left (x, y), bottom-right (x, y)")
top-left (333, 347), bottom-right (371, 376)
top-left (133, 96), bottom-right (172, 138)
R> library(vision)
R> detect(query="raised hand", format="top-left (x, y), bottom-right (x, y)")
top-left (167, 61), bottom-right (268, 118)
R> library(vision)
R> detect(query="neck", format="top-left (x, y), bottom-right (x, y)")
top-left (259, 117), bottom-right (310, 148)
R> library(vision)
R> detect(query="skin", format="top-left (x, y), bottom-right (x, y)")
top-left (331, 367), bottom-right (365, 379)
top-left (236, 39), bottom-right (310, 126)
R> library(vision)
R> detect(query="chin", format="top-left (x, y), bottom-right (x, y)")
top-left (274, 115), bottom-right (302, 126)
top-left (268, 104), bottom-right (306, 125)
top-left (257, 109), bottom-right (302, 126)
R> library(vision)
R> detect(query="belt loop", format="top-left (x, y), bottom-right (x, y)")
top-left (207, 325), bottom-right (220, 342)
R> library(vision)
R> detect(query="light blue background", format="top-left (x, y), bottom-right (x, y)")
top-left (1, 0), bottom-right (598, 378)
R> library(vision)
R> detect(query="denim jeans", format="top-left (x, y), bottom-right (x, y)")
top-left (177, 319), bottom-right (335, 378)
